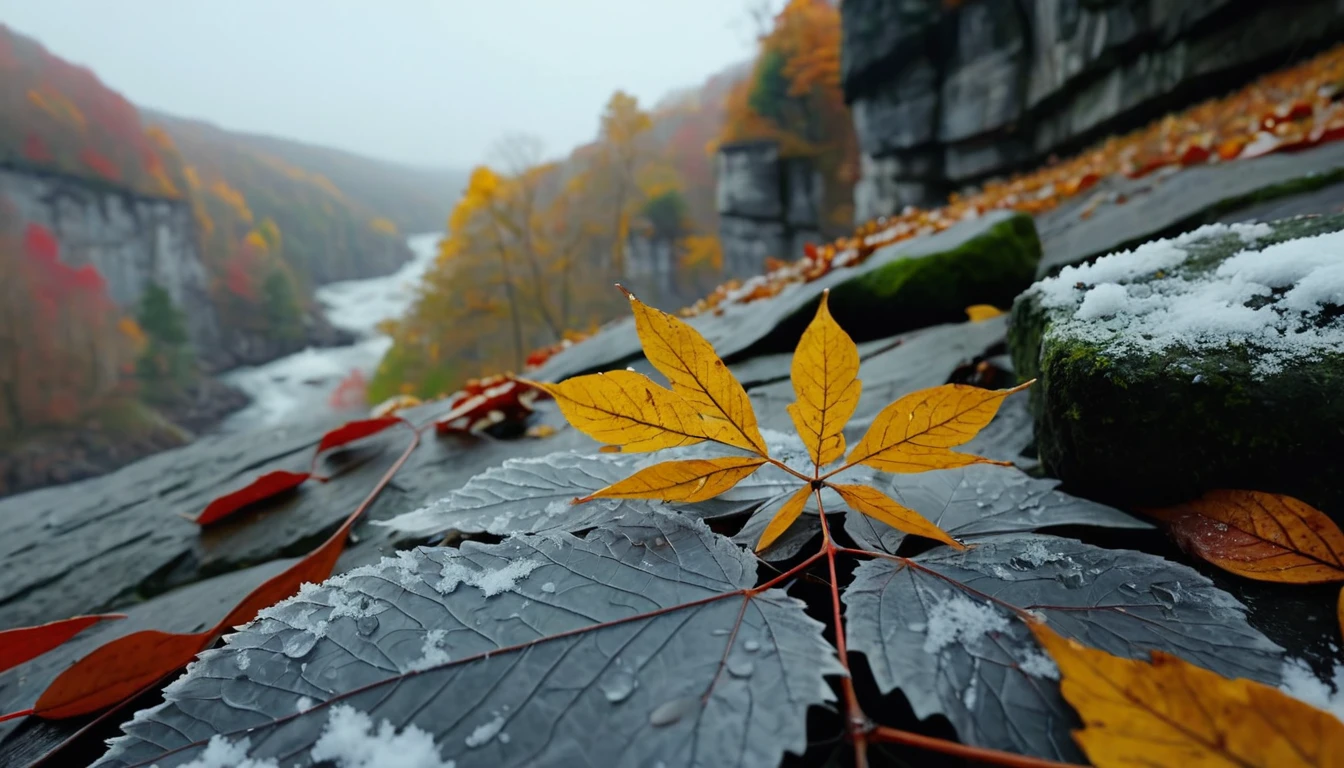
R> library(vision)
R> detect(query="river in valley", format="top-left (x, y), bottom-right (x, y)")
top-left (214, 233), bottom-right (440, 433)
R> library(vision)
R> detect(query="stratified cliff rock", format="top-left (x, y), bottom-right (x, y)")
top-left (843, 0), bottom-right (1344, 220)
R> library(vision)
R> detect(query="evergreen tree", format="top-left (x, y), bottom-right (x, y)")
top-left (262, 269), bottom-right (303, 342)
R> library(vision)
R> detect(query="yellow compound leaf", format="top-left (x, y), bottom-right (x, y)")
top-left (756, 486), bottom-right (813, 552)
top-left (831, 483), bottom-right (963, 549)
top-left (965, 304), bottom-right (1005, 322)
top-left (623, 290), bottom-right (767, 456)
top-left (1144, 490), bottom-right (1344, 584)
top-left (583, 457), bottom-right (767, 503)
top-left (527, 371), bottom-right (710, 452)
top-left (1030, 621), bottom-right (1344, 768)
top-left (844, 382), bottom-right (1030, 474)
top-left (788, 290), bottom-right (861, 469)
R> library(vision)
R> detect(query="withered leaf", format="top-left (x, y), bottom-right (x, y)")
top-left (1032, 621), bottom-right (1344, 768)
top-left (1146, 489), bottom-right (1344, 583)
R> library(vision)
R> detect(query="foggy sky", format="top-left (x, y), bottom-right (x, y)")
top-left (0, 0), bottom-right (769, 169)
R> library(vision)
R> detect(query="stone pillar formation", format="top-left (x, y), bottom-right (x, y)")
top-left (716, 141), bottom-right (825, 277)
top-left (842, 0), bottom-right (1344, 223)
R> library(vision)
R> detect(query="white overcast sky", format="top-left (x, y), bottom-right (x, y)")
top-left (0, 0), bottom-right (773, 169)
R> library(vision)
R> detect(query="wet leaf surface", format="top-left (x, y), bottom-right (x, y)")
top-left (95, 514), bottom-right (840, 768)
top-left (844, 534), bottom-right (1284, 761)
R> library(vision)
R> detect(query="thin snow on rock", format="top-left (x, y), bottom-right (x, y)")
top-left (1028, 223), bottom-right (1344, 377)
top-left (310, 705), bottom-right (456, 768)
top-left (921, 594), bottom-right (1009, 655)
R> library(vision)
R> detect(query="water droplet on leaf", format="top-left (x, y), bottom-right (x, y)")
top-left (743, 639), bottom-right (761, 653)
top-left (649, 696), bottom-right (698, 727)
top-left (356, 615), bottom-right (379, 636)
top-left (727, 658), bottom-right (754, 678)
top-left (281, 632), bottom-right (318, 659)
top-left (600, 671), bottom-right (637, 703)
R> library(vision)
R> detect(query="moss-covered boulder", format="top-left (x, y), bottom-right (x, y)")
top-left (1010, 214), bottom-right (1344, 517)
top-left (757, 212), bottom-right (1041, 355)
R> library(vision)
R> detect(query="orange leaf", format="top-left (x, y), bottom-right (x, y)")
top-left (582, 456), bottom-right (767, 503)
top-left (193, 470), bottom-right (310, 526)
top-left (844, 382), bottom-right (1030, 474)
top-left (32, 630), bottom-right (213, 719)
top-left (1338, 586), bottom-right (1344, 641)
top-left (314, 416), bottom-right (403, 456)
top-left (0, 614), bottom-right (125, 674)
top-left (756, 486), bottom-right (813, 552)
top-left (964, 304), bottom-right (1005, 322)
top-left (622, 289), bottom-right (768, 455)
top-left (1031, 621), bottom-right (1344, 767)
top-left (831, 483), bottom-right (964, 549)
top-left (1145, 490), bottom-right (1344, 583)
top-left (787, 290), bottom-right (861, 468)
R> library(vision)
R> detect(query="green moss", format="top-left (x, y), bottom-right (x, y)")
top-left (1011, 213), bottom-right (1344, 515)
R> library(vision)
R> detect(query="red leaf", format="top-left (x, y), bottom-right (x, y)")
top-left (314, 416), bottom-right (403, 456)
top-left (434, 378), bottom-right (544, 435)
top-left (31, 630), bottom-right (212, 719)
top-left (193, 470), bottom-right (310, 526)
top-left (0, 614), bottom-right (125, 674)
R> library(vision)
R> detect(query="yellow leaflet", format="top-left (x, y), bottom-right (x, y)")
top-left (527, 371), bottom-right (709, 452)
top-left (965, 304), bottom-right (1005, 322)
top-left (831, 483), bottom-right (963, 549)
top-left (788, 291), bottom-right (861, 469)
top-left (584, 457), bottom-right (767, 503)
top-left (624, 291), bottom-right (768, 455)
top-left (845, 382), bottom-right (1030, 474)
top-left (1031, 622), bottom-right (1344, 768)
top-left (756, 486), bottom-right (813, 552)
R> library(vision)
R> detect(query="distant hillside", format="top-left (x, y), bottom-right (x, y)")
top-left (154, 115), bottom-right (467, 234)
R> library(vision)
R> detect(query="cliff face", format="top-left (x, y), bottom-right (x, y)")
top-left (0, 164), bottom-right (218, 350)
top-left (843, 0), bottom-right (1344, 221)
top-left (716, 141), bottom-right (825, 277)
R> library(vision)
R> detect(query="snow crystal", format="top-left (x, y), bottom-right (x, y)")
top-left (1015, 540), bottom-right (1065, 567)
top-left (922, 594), bottom-right (1009, 654)
top-left (311, 704), bottom-right (456, 768)
top-left (296, 696), bottom-right (315, 713)
top-left (163, 735), bottom-right (278, 768)
top-left (1017, 650), bottom-right (1060, 680)
top-left (541, 582), bottom-right (557, 594)
top-left (464, 714), bottom-right (506, 748)
top-left (1280, 658), bottom-right (1344, 724)
top-left (328, 590), bottom-right (384, 621)
top-left (436, 557), bottom-right (541, 597)
top-left (407, 629), bottom-right (451, 672)
top-left (1029, 223), bottom-right (1344, 377)
top-left (1075, 283), bottom-right (1129, 320)
top-left (236, 651), bottom-right (251, 671)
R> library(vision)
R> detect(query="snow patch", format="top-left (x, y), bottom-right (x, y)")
top-left (1015, 540), bottom-right (1066, 567)
top-left (1017, 649), bottom-right (1061, 680)
top-left (464, 713), bottom-right (506, 748)
top-left (1280, 658), bottom-right (1344, 724)
top-left (407, 629), bottom-right (451, 672)
top-left (541, 581), bottom-right (557, 594)
top-left (436, 557), bottom-right (541, 597)
top-left (1030, 223), bottom-right (1344, 378)
top-left (164, 735), bottom-right (278, 768)
top-left (310, 704), bottom-right (455, 768)
top-left (922, 594), bottom-right (1009, 654)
